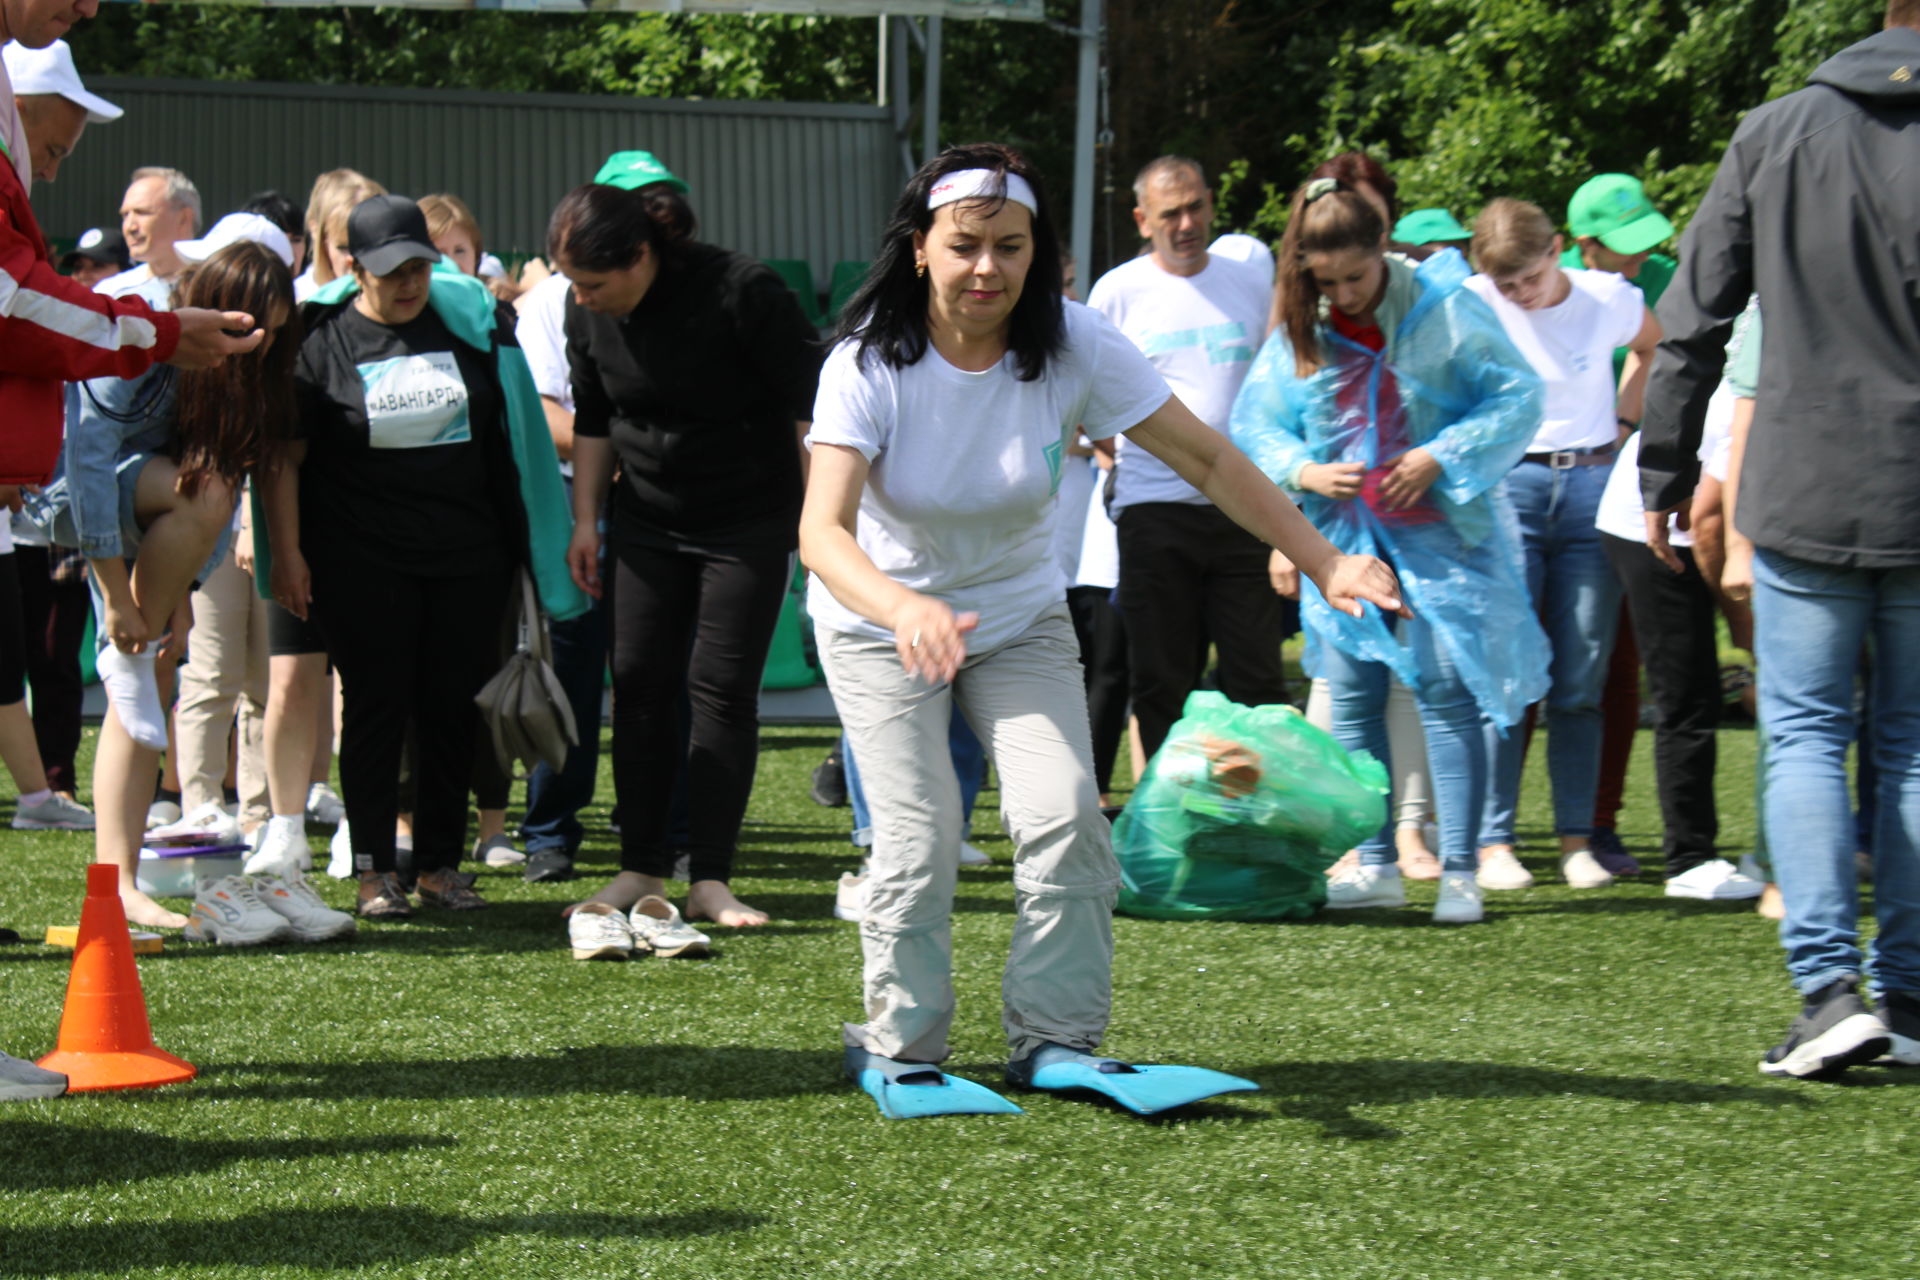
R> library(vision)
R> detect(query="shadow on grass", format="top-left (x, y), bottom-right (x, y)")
top-left (0, 1123), bottom-right (454, 1191)
top-left (1245, 1058), bottom-right (1810, 1140)
top-left (0, 1205), bottom-right (764, 1275)
top-left (189, 1043), bottom-right (838, 1102)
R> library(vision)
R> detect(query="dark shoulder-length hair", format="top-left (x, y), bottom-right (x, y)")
top-left (546, 180), bottom-right (699, 273)
top-left (171, 240), bottom-right (300, 498)
top-left (833, 141), bottom-right (1066, 382)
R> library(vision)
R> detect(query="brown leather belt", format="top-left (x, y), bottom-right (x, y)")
top-left (1521, 444), bottom-right (1617, 468)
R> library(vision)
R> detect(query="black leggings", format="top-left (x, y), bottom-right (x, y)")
top-left (0, 553), bottom-right (27, 706)
top-left (1067, 584), bottom-right (1129, 796)
top-left (608, 538), bottom-right (787, 882)
top-left (311, 554), bottom-right (512, 876)
top-left (13, 546), bottom-right (87, 792)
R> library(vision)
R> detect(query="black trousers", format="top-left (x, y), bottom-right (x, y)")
top-left (13, 545), bottom-right (87, 793)
top-left (608, 537), bottom-right (787, 882)
top-left (1602, 532), bottom-right (1720, 875)
top-left (311, 553), bottom-right (512, 876)
top-left (1067, 584), bottom-right (1129, 795)
top-left (1115, 502), bottom-right (1295, 761)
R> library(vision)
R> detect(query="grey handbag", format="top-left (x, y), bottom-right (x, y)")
top-left (474, 569), bottom-right (578, 777)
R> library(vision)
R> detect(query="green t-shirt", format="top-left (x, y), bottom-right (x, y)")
top-left (1558, 248), bottom-right (1675, 379)
top-left (1725, 300), bottom-right (1762, 399)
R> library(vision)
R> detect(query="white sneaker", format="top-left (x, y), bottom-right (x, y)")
top-left (183, 875), bottom-right (295, 946)
top-left (1432, 870), bottom-right (1484, 924)
top-left (834, 870), bottom-right (868, 923)
top-left (958, 841), bottom-right (991, 867)
top-left (245, 819), bottom-right (310, 877)
top-left (568, 903), bottom-right (635, 961)
top-left (253, 872), bottom-right (358, 941)
top-left (327, 820), bottom-right (354, 879)
top-left (11, 792), bottom-right (96, 831)
top-left (306, 782), bottom-right (346, 826)
top-left (475, 834), bottom-right (526, 868)
top-left (1737, 853), bottom-right (1769, 882)
top-left (1665, 858), bottom-right (1766, 901)
top-left (154, 801), bottom-right (242, 843)
top-left (1325, 863), bottom-right (1407, 910)
top-left (1559, 848), bottom-right (1615, 889)
top-left (145, 798), bottom-right (182, 831)
top-left (1476, 847), bottom-right (1534, 891)
top-left (628, 895), bottom-right (710, 958)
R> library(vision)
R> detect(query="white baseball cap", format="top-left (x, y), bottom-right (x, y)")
top-left (175, 213), bottom-right (295, 269)
top-left (2, 41), bottom-right (123, 123)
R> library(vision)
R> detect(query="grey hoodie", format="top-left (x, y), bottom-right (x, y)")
top-left (1639, 25), bottom-right (1920, 568)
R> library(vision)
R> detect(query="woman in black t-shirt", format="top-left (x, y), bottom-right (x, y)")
top-left (553, 181), bottom-right (821, 932)
top-left (265, 195), bottom-right (524, 920)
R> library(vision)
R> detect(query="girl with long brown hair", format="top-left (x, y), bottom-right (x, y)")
top-left (1230, 176), bottom-right (1549, 925)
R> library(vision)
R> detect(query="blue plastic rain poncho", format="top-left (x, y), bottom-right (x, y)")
top-left (1228, 249), bottom-right (1549, 728)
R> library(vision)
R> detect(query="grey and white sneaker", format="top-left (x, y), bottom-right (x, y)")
top-left (152, 801), bottom-right (242, 843)
top-left (1325, 862), bottom-right (1407, 910)
top-left (306, 781), bottom-right (346, 826)
top-left (1431, 870), bottom-right (1484, 924)
top-left (12, 793), bottom-right (96, 831)
top-left (1759, 975), bottom-right (1890, 1079)
top-left (0, 1050), bottom-right (66, 1101)
top-left (1875, 989), bottom-right (1920, 1067)
top-left (628, 895), bottom-right (710, 958)
top-left (145, 798), bottom-right (182, 830)
top-left (959, 841), bottom-right (992, 867)
top-left (1665, 858), bottom-right (1765, 901)
top-left (254, 872), bottom-right (358, 942)
top-left (568, 903), bottom-right (634, 961)
top-left (183, 875), bottom-right (295, 946)
top-left (475, 834), bottom-right (526, 868)
top-left (1476, 847), bottom-right (1534, 891)
top-left (834, 868), bottom-right (868, 923)
top-left (1559, 848), bottom-right (1614, 890)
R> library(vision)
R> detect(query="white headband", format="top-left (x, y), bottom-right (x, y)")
top-left (928, 168), bottom-right (1038, 216)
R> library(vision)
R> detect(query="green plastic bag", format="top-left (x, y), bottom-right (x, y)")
top-left (1114, 691), bottom-right (1388, 921)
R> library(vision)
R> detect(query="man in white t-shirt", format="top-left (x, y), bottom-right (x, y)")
top-left (1089, 156), bottom-right (1290, 761)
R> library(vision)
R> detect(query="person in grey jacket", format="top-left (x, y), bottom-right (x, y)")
top-left (1639, 1), bottom-right (1920, 1081)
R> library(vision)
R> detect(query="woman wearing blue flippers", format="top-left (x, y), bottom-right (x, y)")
top-left (1229, 177), bottom-right (1551, 925)
top-left (799, 144), bottom-right (1408, 1119)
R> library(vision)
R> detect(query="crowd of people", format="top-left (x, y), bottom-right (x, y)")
top-left (1, 0), bottom-right (1916, 1108)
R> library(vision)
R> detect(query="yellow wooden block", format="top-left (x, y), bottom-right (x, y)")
top-left (43, 926), bottom-right (163, 954)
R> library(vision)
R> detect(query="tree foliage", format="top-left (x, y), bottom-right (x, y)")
top-left (71, 0), bottom-right (1890, 274)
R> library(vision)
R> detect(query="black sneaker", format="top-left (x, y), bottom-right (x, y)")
top-left (810, 749), bottom-right (847, 808)
top-left (1759, 975), bottom-right (1890, 1079)
top-left (1588, 827), bottom-right (1641, 878)
top-left (524, 849), bottom-right (576, 884)
top-left (1876, 990), bottom-right (1920, 1067)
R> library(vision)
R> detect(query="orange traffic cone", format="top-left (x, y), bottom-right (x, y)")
top-left (37, 864), bottom-right (195, 1091)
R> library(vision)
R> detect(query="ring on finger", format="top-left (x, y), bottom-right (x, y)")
top-left (910, 629), bottom-right (921, 649)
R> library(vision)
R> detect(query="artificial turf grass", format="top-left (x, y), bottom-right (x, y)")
top-left (2, 724), bottom-right (1916, 1280)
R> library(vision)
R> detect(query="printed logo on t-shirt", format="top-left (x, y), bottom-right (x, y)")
top-left (356, 352), bottom-right (471, 450)
top-left (1043, 437), bottom-right (1065, 497)
top-left (1141, 321), bottom-right (1252, 366)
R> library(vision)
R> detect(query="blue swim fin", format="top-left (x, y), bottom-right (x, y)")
top-left (1006, 1043), bottom-right (1259, 1116)
top-left (844, 1041), bottom-right (1024, 1120)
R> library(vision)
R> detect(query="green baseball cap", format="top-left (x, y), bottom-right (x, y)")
top-left (593, 150), bottom-right (690, 194)
top-left (1567, 174), bottom-right (1674, 256)
top-left (1393, 208), bottom-right (1472, 247)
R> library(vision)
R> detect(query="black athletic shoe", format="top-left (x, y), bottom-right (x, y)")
top-left (524, 849), bottom-right (576, 884)
top-left (810, 749), bottom-right (848, 808)
top-left (1759, 975), bottom-right (1890, 1079)
top-left (1875, 990), bottom-right (1920, 1067)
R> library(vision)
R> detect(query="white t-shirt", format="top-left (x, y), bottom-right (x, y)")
top-left (1594, 377), bottom-right (1738, 547)
top-left (806, 302), bottom-right (1169, 654)
top-left (293, 265), bottom-right (320, 303)
top-left (1050, 448), bottom-right (1097, 583)
top-left (1465, 267), bottom-right (1644, 452)
top-left (515, 272), bottom-right (573, 414)
top-left (1074, 463), bottom-right (1120, 590)
top-left (1208, 234), bottom-right (1275, 286)
top-left (1088, 253), bottom-right (1270, 513)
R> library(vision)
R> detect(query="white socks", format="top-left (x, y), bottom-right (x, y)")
top-left (96, 647), bottom-right (168, 750)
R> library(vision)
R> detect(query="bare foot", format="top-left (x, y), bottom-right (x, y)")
top-left (1757, 883), bottom-right (1785, 921)
top-left (1325, 849), bottom-right (1360, 878)
top-left (686, 880), bottom-right (769, 927)
top-left (1395, 827), bottom-right (1442, 880)
top-left (121, 888), bottom-right (189, 930)
top-left (561, 870), bottom-right (663, 919)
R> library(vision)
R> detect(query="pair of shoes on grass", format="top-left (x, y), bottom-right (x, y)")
top-left (1323, 863), bottom-right (1483, 924)
top-left (184, 872), bottom-right (357, 945)
top-left (1474, 846), bottom-right (1615, 891)
top-left (1760, 977), bottom-right (1920, 1079)
top-left (568, 896), bottom-right (710, 960)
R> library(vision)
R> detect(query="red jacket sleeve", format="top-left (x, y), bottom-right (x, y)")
top-left (1, 174), bottom-right (181, 380)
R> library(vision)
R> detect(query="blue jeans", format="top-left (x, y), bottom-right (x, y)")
top-left (846, 710), bottom-right (987, 848)
top-left (1753, 548), bottom-right (1920, 996)
top-left (1481, 461), bottom-right (1621, 843)
top-left (519, 586), bottom-right (609, 856)
top-left (1319, 615), bottom-right (1484, 873)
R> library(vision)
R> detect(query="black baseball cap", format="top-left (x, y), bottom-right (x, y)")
top-left (60, 227), bottom-right (130, 273)
top-left (345, 194), bottom-right (441, 277)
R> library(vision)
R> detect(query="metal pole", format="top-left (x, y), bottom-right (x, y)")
top-left (922, 16), bottom-right (943, 164)
top-left (1070, 0), bottom-right (1101, 283)
top-left (876, 14), bottom-right (888, 107)
top-left (890, 15), bottom-right (915, 180)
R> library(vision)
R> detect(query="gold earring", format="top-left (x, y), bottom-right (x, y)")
top-left (915, 260), bottom-right (926, 279)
